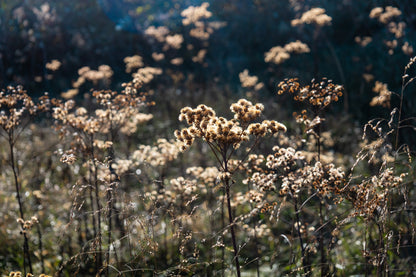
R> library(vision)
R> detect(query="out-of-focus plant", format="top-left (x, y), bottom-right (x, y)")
top-left (51, 65), bottom-right (157, 274)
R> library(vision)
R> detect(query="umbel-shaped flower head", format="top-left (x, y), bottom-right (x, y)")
top-left (175, 99), bottom-right (286, 152)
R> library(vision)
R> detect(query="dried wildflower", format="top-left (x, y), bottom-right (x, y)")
top-left (265, 41), bottom-right (309, 65)
top-left (17, 216), bottom-right (38, 231)
top-left (132, 139), bottom-right (181, 167)
top-left (186, 166), bottom-right (219, 187)
top-left (362, 73), bottom-right (374, 83)
top-left (175, 98), bottom-right (286, 275)
top-left (32, 3), bottom-right (56, 25)
top-left (0, 86), bottom-right (48, 131)
top-left (355, 36), bottom-right (372, 47)
top-left (60, 149), bottom-right (77, 164)
top-left (181, 2), bottom-right (212, 26)
top-left (264, 46), bottom-right (290, 64)
top-left (283, 40), bottom-right (311, 54)
top-left (369, 6), bottom-right (401, 24)
top-left (124, 55), bottom-right (144, 73)
top-left (192, 49), bottom-right (207, 64)
top-left (388, 21), bottom-right (406, 38)
top-left (291, 7), bottom-right (332, 27)
top-left (385, 39), bottom-right (398, 55)
top-left (171, 57), bottom-right (184, 66)
top-left (132, 67), bottom-right (162, 86)
top-left (189, 26), bottom-right (211, 40)
top-left (278, 78), bottom-right (343, 109)
top-left (61, 88), bottom-right (79, 99)
top-left (181, 3), bottom-right (217, 41)
top-left (45, 59), bottom-right (61, 71)
top-left (230, 99), bottom-right (263, 122)
top-left (242, 223), bottom-right (270, 237)
top-left (73, 65), bottom-right (113, 87)
top-left (402, 42), bottom-right (414, 56)
top-left (348, 167), bottom-right (406, 218)
top-left (145, 26), bottom-right (170, 42)
top-left (120, 112), bottom-right (153, 135)
top-left (175, 99), bottom-right (285, 152)
top-left (369, 81), bottom-right (392, 108)
top-left (152, 52), bottom-right (165, 61)
top-left (239, 69), bottom-right (260, 88)
top-left (165, 34), bottom-right (184, 50)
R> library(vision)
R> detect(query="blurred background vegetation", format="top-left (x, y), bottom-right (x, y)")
top-left (1, 0), bottom-right (415, 121)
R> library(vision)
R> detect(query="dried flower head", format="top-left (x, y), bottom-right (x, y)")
top-left (181, 2), bottom-right (212, 26)
top-left (45, 59), bottom-right (61, 71)
top-left (369, 81), bottom-right (392, 108)
top-left (402, 42), bottom-right (414, 56)
top-left (132, 139), bottom-right (181, 167)
top-left (1, 86), bottom-right (49, 132)
top-left (291, 7), bottom-right (332, 27)
top-left (239, 69), bottom-right (264, 90)
top-left (145, 26), bottom-right (170, 42)
top-left (73, 65), bottom-right (113, 88)
top-left (175, 99), bottom-right (285, 152)
top-left (278, 78), bottom-right (343, 108)
top-left (265, 41), bottom-right (310, 64)
top-left (355, 36), bottom-right (372, 47)
top-left (124, 55), bottom-right (144, 73)
top-left (369, 6), bottom-right (401, 24)
top-left (132, 67), bottom-right (162, 87)
top-left (165, 34), bottom-right (184, 50)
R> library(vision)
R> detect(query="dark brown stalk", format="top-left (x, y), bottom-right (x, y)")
top-left (294, 198), bottom-right (311, 277)
top-left (221, 187), bottom-right (225, 277)
top-left (106, 187), bottom-right (113, 277)
top-left (37, 224), bottom-right (45, 273)
top-left (225, 180), bottom-right (241, 277)
top-left (316, 123), bottom-right (328, 276)
top-left (8, 130), bottom-right (33, 275)
top-left (223, 152), bottom-right (241, 277)
top-left (90, 135), bottom-right (103, 272)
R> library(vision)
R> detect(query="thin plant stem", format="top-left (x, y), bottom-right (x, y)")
top-left (222, 151), bottom-right (241, 277)
top-left (8, 129), bottom-right (33, 275)
top-left (224, 178), bottom-right (241, 277)
top-left (90, 135), bottom-right (103, 271)
top-left (294, 197), bottom-right (311, 277)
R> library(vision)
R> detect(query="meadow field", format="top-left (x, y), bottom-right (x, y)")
top-left (1, 1), bottom-right (416, 276)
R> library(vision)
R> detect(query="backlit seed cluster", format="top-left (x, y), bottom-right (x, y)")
top-left (175, 99), bottom-right (286, 151)
top-left (239, 69), bottom-right (264, 91)
top-left (369, 6), bottom-right (401, 24)
top-left (265, 40), bottom-right (310, 65)
top-left (348, 168), bottom-right (406, 218)
top-left (369, 81), bottom-right (392, 108)
top-left (182, 3), bottom-right (224, 41)
top-left (186, 166), bottom-right (219, 188)
top-left (244, 146), bottom-right (344, 198)
top-left (73, 65), bottom-right (113, 88)
top-left (132, 139), bottom-right (181, 168)
top-left (291, 7), bottom-right (332, 27)
top-left (244, 146), bottom-right (304, 193)
top-left (1, 86), bottom-right (49, 131)
top-left (17, 216), bottom-right (39, 233)
top-left (266, 146), bottom-right (305, 171)
top-left (278, 78), bottom-right (343, 108)
top-left (280, 161), bottom-right (344, 197)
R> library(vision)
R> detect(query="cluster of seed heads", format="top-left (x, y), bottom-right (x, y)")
top-left (175, 99), bottom-right (286, 152)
